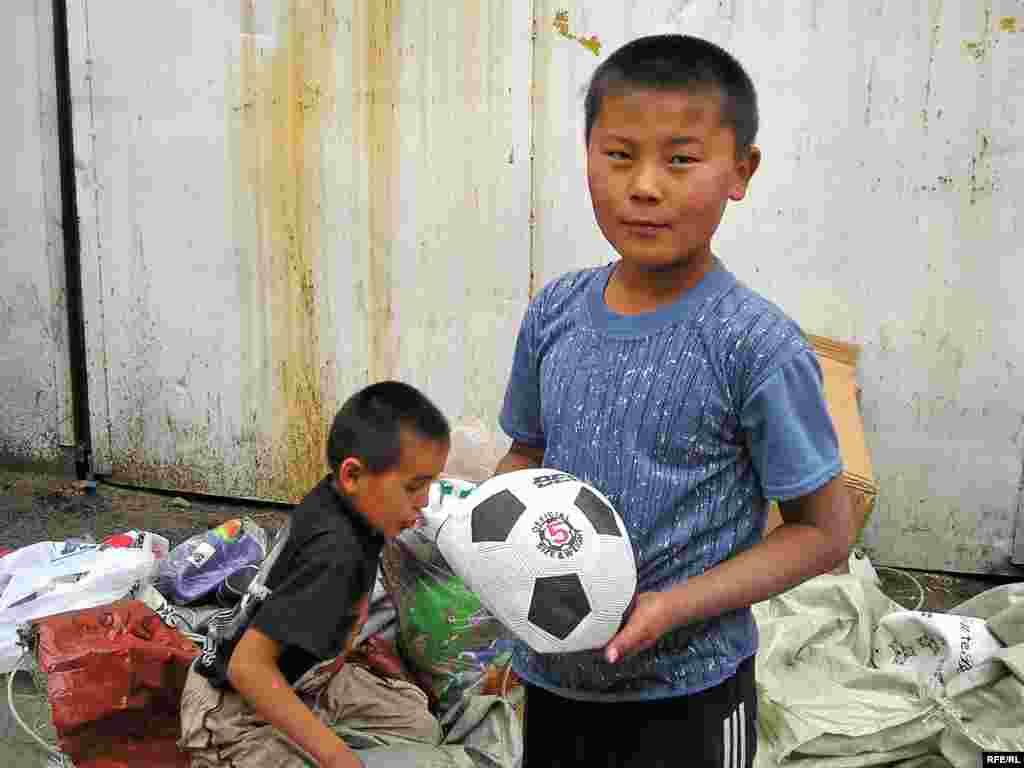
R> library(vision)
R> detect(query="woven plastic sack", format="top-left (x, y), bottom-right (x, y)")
top-left (381, 478), bottom-right (512, 713)
top-left (32, 599), bottom-right (197, 767)
top-left (154, 517), bottom-right (267, 605)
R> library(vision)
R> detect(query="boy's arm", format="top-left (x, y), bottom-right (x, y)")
top-left (494, 440), bottom-right (545, 476)
top-left (606, 475), bottom-right (854, 663)
top-left (228, 626), bottom-right (362, 768)
top-left (607, 346), bottom-right (856, 663)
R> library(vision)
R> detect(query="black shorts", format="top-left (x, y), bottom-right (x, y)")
top-left (523, 654), bottom-right (757, 768)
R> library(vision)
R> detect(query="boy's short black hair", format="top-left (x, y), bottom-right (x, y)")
top-left (326, 381), bottom-right (450, 474)
top-left (584, 34), bottom-right (759, 155)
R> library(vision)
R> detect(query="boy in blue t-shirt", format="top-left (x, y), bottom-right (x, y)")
top-left (496, 34), bottom-right (856, 767)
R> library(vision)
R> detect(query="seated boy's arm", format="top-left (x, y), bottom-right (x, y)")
top-left (228, 626), bottom-right (362, 768)
top-left (494, 440), bottom-right (545, 476)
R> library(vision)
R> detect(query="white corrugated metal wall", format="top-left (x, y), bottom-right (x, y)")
top-left (68, 0), bottom-right (532, 501)
top-left (0, 0), bottom-right (73, 466)
top-left (1, 0), bottom-right (1022, 573)
top-left (531, 1), bottom-right (1024, 574)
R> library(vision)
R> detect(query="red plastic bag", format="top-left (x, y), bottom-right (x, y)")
top-left (34, 599), bottom-right (197, 767)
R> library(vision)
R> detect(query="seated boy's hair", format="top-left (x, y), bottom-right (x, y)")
top-left (326, 381), bottom-right (450, 473)
top-left (584, 34), bottom-right (758, 155)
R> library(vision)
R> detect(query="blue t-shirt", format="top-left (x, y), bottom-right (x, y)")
top-left (499, 261), bottom-right (842, 701)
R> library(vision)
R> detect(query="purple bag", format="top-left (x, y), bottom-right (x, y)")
top-left (154, 518), bottom-right (267, 605)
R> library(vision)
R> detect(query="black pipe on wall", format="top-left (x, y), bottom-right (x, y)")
top-left (52, 0), bottom-right (92, 481)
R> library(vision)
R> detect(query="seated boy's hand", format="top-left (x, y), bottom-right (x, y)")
top-left (604, 591), bottom-right (675, 664)
top-left (321, 745), bottom-right (366, 768)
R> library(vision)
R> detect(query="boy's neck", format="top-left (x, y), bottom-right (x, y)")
top-left (605, 251), bottom-right (716, 316)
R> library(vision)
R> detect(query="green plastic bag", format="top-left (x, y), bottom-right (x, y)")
top-left (381, 479), bottom-right (511, 713)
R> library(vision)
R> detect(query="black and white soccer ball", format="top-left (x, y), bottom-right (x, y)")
top-left (436, 469), bottom-right (637, 654)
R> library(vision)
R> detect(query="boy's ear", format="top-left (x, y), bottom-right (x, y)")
top-left (729, 145), bottom-right (761, 202)
top-left (337, 457), bottom-right (365, 495)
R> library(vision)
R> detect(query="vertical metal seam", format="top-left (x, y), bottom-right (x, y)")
top-left (527, 3), bottom-right (538, 300)
top-left (80, 0), bottom-right (114, 468)
top-left (52, 0), bottom-right (93, 479)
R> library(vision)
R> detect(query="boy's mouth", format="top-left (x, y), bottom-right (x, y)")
top-left (622, 219), bottom-right (669, 235)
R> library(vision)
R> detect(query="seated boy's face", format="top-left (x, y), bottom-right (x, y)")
top-left (356, 430), bottom-right (448, 538)
top-left (586, 87), bottom-right (756, 274)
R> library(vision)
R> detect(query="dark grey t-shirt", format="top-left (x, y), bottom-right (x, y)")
top-left (199, 475), bottom-right (384, 686)
top-left (255, 475), bottom-right (384, 683)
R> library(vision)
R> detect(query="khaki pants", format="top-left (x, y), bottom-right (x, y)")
top-left (178, 657), bottom-right (442, 767)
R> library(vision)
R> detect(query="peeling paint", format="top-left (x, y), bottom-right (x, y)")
top-left (863, 56), bottom-right (875, 127)
top-left (356, 0), bottom-right (401, 384)
top-left (920, 0), bottom-right (942, 132)
top-left (968, 130), bottom-right (997, 204)
top-left (962, 39), bottom-right (990, 62)
top-left (962, 1), bottom-right (995, 62)
top-left (553, 10), bottom-right (602, 56)
top-left (111, 403), bottom-right (291, 501)
top-left (227, 0), bottom-right (339, 501)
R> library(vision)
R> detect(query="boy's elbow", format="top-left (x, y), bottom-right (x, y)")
top-left (826, 486), bottom-right (857, 568)
top-left (225, 649), bottom-right (248, 691)
top-left (780, 475), bottom-right (856, 571)
top-left (226, 627), bottom-right (280, 691)
top-left (495, 441), bottom-right (545, 475)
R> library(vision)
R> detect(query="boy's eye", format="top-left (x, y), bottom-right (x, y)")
top-left (670, 155), bottom-right (697, 165)
top-left (606, 150), bottom-right (630, 161)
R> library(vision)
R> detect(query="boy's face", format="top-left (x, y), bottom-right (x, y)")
top-left (586, 87), bottom-right (759, 275)
top-left (337, 430), bottom-right (449, 539)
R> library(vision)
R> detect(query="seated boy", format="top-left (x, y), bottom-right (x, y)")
top-left (179, 381), bottom-right (451, 768)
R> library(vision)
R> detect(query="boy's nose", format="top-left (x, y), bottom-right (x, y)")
top-left (629, 163), bottom-right (663, 201)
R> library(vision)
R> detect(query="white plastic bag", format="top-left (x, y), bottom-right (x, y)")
top-left (0, 535), bottom-right (167, 673)
top-left (0, 542), bottom-right (98, 610)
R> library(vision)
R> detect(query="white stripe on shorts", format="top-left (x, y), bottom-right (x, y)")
top-left (723, 702), bottom-right (747, 768)
top-left (738, 701), bottom-right (746, 768)
top-left (723, 707), bottom-right (731, 768)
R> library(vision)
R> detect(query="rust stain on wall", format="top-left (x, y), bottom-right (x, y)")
top-left (920, 0), bottom-right (942, 132)
top-left (463, 0), bottom-right (482, 113)
top-left (968, 130), bottom-right (997, 205)
top-left (553, 10), bottom-right (602, 56)
top-left (232, 0), bottom-right (339, 501)
top-left (355, 0), bottom-right (402, 383)
top-left (962, 1), bottom-right (994, 62)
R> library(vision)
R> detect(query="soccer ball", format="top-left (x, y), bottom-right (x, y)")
top-left (436, 469), bottom-right (637, 654)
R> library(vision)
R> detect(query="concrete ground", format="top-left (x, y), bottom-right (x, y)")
top-left (0, 467), bottom-right (289, 553)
